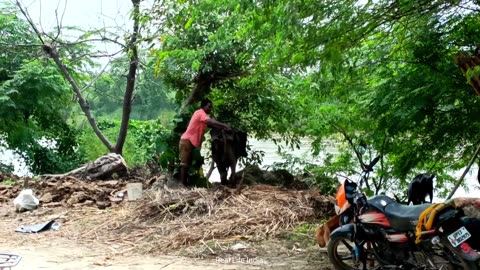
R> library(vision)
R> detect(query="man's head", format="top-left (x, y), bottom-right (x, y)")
top-left (201, 98), bottom-right (213, 114)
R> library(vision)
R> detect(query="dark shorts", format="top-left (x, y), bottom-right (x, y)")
top-left (179, 139), bottom-right (194, 167)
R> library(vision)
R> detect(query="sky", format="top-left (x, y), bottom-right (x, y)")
top-left (21, 0), bottom-right (134, 65)
top-left (15, 0), bottom-right (132, 32)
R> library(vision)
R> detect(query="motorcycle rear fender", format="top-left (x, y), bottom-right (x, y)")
top-left (441, 236), bottom-right (480, 262)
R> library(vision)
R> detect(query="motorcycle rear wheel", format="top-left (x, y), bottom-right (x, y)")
top-left (327, 234), bottom-right (382, 270)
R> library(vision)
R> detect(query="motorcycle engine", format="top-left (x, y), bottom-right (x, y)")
top-left (372, 239), bottom-right (410, 265)
top-left (373, 239), bottom-right (452, 269)
top-left (429, 255), bottom-right (455, 270)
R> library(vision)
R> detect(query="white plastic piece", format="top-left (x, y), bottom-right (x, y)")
top-left (13, 189), bottom-right (39, 211)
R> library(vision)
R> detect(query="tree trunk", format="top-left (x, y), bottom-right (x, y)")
top-left (114, 0), bottom-right (141, 155)
top-left (41, 153), bottom-right (128, 180)
top-left (182, 71), bottom-right (214, 109)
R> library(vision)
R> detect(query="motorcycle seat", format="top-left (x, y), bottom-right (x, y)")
top-left (383, 202), bottom-right (432, 232)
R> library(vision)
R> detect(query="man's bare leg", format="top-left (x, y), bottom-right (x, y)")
top-left (180, 165), bottom-right (189, 186)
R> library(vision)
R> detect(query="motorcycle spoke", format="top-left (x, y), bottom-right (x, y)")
top-left (341, 239), bottom-right (354, 252)
top-left (339, 254), bottom-right (354, 261)
top-left (329, 236), bottom-right (383, 270)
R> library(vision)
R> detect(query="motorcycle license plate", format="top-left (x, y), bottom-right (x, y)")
top-left (447, 226), bottom-right (471, 247)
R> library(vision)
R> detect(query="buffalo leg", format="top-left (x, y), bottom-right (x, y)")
top-left (217, 163), bottom-right (228, 185)
top-left (206, 162), bottom-right (215, 180)
top-left (229, 159), bottom-right (237, 186)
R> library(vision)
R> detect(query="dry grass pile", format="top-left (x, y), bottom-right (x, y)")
top-left (101, 184), bottom-right (335, 253)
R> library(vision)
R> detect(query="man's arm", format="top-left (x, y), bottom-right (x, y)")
top-left (206, 118), bottom-right (230, 130)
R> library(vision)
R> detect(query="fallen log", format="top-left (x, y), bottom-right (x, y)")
top-left (41, 153), bottom-right (128, 181)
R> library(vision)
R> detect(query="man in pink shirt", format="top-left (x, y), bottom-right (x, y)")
top-left (179, 99), bottom-right (230, 186)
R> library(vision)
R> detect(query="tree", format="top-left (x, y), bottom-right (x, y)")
top-left (148, 0), bottom-right (480, 195)
top-left (149, 0), bottom-right (303, 142)
top-left (13, 0), bottom-right (143, 155)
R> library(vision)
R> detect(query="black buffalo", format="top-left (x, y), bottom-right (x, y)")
top-left (407, 173), bottom-right (434, 205)
top-left (207, 128), bottom-right (248, 186)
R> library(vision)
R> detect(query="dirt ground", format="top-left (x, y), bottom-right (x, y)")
top-left (0, 203), bottom-right (332, 270)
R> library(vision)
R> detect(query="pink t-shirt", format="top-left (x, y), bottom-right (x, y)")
top-left (181, 109), bottom-right (210, 148)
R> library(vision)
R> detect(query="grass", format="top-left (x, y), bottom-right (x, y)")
top-left (2, 178), bottom-right (15, 186)
top-left (278, 222), bottom-right (321, 248)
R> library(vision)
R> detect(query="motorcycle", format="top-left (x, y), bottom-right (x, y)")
top-left (327, 157), bottom-right (480, 270)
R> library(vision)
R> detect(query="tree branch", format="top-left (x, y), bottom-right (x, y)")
top-left (57, 37), bottom-right (127, 49)
top-left (81, 59), bottom-right (112, 92)
top-left (0, 42), bottom-right (43, 48)
top-left (67, 50), bottom-right (123, 62)
top-left (42, 44), bottom-right (115, 151)
top-left (329, 122), bottom-right (371, 190)
top-left (53, 0), bottom-right (67, 41)
top-left (15, 0), bottom-right (44, 44)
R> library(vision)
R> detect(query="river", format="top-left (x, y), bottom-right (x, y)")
top-left (202, 137), bottom-right (480, 200)
top-left (1, 138), bottom-right (479, 200)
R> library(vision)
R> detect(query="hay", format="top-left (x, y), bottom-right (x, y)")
top-left (97, 184), bottom-right (334, 253)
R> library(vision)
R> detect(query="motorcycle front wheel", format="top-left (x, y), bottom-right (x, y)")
top-left (327, 234), bottom-right (382, 270)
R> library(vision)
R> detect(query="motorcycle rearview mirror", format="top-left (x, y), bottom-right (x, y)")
top-left (344, 179), bottom-right (358, 205)
top-left (357, 140), bottom-right (367, 155)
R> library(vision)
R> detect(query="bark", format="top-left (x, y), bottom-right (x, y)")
top-left (42, 45), bottom-right (115, 151)
top-left (114, 0), bottom-right (141, 155)
top-left (182, 71), bottom-right (215, 109)
top-left (182, 70), bottom-right (247, 110)
top-left (41, 153), bottom-right (128, 180)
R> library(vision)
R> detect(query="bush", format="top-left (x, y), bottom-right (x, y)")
top-left (77, 119), bottom-right (172, 168)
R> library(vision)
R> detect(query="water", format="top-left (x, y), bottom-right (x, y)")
top-left (1, 138), bottom-right (479, 200)
top-left (0, 148), bottom-right (30, 176)
top-left (201, 137), bottom-right (325, 182)
top-left (202, 138), bottom-right (480, 201)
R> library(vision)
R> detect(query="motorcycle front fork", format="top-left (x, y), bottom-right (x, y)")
top-left (352, 239), bottom-right (372, 270)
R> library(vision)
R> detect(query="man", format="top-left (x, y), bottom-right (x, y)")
top-left (179, 99), bottom-right (230, 186)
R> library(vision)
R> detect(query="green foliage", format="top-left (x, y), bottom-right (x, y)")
top-left (28, 139), bottom-right (86, 175)
top-left (128, 119), bottom-right (172, 165)
top-left (0, 57), bottom-right (83, 174)
top-left (142, 0), bottom-right (480, 196)
top-left (0, 5), bottom-right (94, 174)
top-left (280, 222), bottom-right (318, 247)
top-left (2, 0), bottom-right (480, 199)
top-left (0, 162), bottom-right (14, 174)
top-left (86, 56), bottom-right (176, 121)
top-left (269, 150), bottom-right (339, 195)
top-left (2, 178), bottom-right (15, 185)
top-left (150, 0), bottom-right (302, 145)
top-left (78, 119), bottom-right (172, 167)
